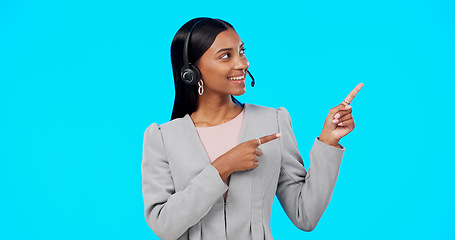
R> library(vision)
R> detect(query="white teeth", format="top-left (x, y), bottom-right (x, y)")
top-left (228, 75), bottom-right (245, 80)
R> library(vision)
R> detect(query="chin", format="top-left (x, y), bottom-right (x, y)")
top-left (232, 88), bottom-right (246, 96)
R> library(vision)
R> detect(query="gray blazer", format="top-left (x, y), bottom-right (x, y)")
top-left (142, 103), bottom-right (345, 240)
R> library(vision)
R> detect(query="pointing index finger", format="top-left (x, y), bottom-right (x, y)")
top-left (258, 133), bottom-right (281, 145)
top-left (343, 83), bottom-right (364, 105)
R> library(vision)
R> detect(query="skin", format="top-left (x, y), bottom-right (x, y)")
top-left (190, 28), bottom-right (363, 182)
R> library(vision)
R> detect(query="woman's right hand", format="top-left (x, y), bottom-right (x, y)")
top-left (212, 133), bottom-right (281, 182)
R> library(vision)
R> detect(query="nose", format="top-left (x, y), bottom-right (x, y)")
top-left (234, 54), bottom-right (249, 71)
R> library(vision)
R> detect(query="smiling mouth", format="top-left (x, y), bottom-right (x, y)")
top-left (227, 74), bottom-right (245, 81)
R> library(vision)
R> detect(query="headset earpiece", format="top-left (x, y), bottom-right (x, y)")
top-left (180, 64), bottom-right (201, 85)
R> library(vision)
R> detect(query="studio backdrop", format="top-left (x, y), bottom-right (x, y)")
top-left (1, 0), bottom-right (454, 239)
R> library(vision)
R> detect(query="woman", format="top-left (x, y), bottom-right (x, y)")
top-left (142, 17), bottom-right (363, 240)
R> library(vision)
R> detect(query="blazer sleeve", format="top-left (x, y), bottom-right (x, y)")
top-left (275, 107), bottom-right (345, 232)
top-left (141, 123), bottom-right (229, 240)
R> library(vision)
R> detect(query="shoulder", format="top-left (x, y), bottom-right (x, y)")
top-left (144, 116), bottom-right (188, 135)
top-left (245, 103), bottom-right (291, 118)
top-left (245, 103), bottom-right (286, 113)
top-left (244, 103), bottom-right (275, 112)
top-left (244, 103), bottom-right (293, 129)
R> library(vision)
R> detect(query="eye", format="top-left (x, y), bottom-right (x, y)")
top-left (240, 48), bottom-right (246, 55)
top-left (220, 53), bottom-right (231, 59)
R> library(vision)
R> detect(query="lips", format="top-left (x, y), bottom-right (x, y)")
top-left (227, 74), bottom-right (245, 81)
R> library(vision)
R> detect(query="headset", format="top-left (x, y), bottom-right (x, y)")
top-left (180, 18), bottom-right (255, 87)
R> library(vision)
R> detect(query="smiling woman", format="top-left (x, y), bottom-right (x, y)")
top-left (141, 17), bottom-right (361, 240)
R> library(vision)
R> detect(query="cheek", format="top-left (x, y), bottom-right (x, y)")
top-left (201, 63), bottom-right (231, 80)
top-left (198, 63), bottom-right (215, 79)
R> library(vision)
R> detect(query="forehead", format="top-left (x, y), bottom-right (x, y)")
top-left (207, 29), bottom-right (243, 52)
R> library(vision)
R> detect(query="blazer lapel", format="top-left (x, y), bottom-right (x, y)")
top-left (182, 114), bottom-right (212, 168)
top-left (226, 103), bottom-right (258, 236)
top-left (182, 103), bottom-right (261, 235)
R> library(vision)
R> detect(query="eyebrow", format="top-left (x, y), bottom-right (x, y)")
top-left (215, 42), bottom-right (244, 54)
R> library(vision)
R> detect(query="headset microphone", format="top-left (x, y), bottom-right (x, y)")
top-left (247, 70), bottom-right (255, 87)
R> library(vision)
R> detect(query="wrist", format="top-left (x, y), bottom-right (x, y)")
top-left (318, 135), bottom-right (340, 147)
top-left (212, 159), bottom-right (231, 182)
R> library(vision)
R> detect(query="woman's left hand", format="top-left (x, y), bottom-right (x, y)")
top-left (319, 83), bottom-right (363, 146)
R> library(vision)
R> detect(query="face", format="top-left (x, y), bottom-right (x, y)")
top-left (196, 28), bottom-right (249, 97)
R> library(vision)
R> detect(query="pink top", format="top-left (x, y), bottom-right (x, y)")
top-left (195, 108), bottom-right (245, 200)
top-left (195, 108), bottom-right (245, 163)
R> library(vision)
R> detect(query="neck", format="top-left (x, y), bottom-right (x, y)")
top-left (191, 93), bottom-right (242, 125)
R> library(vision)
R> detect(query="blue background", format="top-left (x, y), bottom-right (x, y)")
top-left (1, 0), bottom-right (454, 239)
